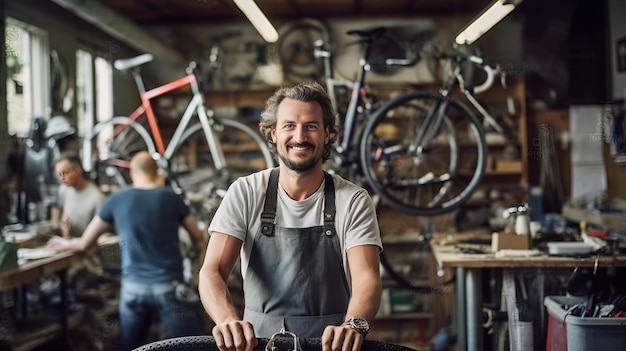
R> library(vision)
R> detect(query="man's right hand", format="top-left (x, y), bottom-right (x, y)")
top-left (211, 320), bottom-right (258, 351)
top-left (60, 218), bottom-right (72, 239)
top-left (46, 236), bottom-right (74, 252)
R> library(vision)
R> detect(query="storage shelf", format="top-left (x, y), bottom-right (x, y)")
top-left (375, 312), bottom-right (433, 321)
top-left (562, 205), bottom-right (626, 232)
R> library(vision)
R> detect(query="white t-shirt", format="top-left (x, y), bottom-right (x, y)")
top-left (209, 168), bottom-right (383, 285)
top-left (58, 181), bottom-right (105, 237)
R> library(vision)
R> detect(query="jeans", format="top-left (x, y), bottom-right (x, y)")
top-left (119, 280), bottom-right (205, 351)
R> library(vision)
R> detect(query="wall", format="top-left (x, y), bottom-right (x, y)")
top-left (607, 0), bottom-right (626, 200)
top-left (610, 0), bottom-right (626, 100)
top-left (1, 0), bottom-right (143, 220)
top-left (140, 13), bottom-right (525, 92)
top-left (4, 0), bottom-right (141, 121)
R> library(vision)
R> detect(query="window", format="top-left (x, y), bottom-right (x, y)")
top-left (94, 56), bottom-right (113, 124)
top-left (75, 50), bottom-right (113, 137)
top-left (5, 17), bottom-right (50, 136)
top-left (76, 49), bottom-right (94, 137)
top-left (76, 49), bottom-right (113, 168)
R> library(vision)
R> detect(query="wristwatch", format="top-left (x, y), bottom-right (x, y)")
top-left (341, 317), bottom-right (369, 337)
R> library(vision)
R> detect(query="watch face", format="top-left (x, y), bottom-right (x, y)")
top-left (352, 318), bottom-right (369, 329)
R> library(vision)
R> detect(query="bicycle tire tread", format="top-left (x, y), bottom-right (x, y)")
top-left (133, 336), bottom-right (417, 351)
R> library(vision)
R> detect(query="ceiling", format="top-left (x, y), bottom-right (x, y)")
top-left (97, 0), bottom-right (495, 26)
top-left (68, 0), bottom-right (602, 106)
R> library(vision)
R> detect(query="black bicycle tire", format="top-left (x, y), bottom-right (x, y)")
top-left (360, 90), bottom-right (487, 216)
top-left (84, 116), bottom-right (155, 190)
top-left (133, 336), bottom-right (417, 351)
top-left (379, 248), bottom-right (445, 295)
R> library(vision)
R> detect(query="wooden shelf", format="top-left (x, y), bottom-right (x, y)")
top-left (562, 205), bottom-right (626, 232)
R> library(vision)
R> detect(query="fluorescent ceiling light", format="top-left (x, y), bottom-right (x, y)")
top-left (455, 0), bottom-right (522, 45)
top-left (233, 0), bottom-right (279, 43)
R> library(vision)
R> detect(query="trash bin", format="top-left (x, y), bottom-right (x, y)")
top-left (544, 295), bottom-right (626, 351)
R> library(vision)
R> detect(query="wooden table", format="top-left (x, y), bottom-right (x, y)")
top-left (0, 251), bottom-right (74, 292)
top-left (0, 250), bottom-right (74, 350)
top-left (430, 232), bottom-right (626, 351)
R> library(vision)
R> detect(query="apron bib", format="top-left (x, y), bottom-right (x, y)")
top-left (243, 168), bottom-right (350, 337)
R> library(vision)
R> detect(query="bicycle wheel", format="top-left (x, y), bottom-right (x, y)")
top-left (360, 90), bottom-right (487, 216)
top-left (133, 335), bottom-right (416, 351)
top-left (277, 18), bottom-right (331, 83)
top-left (170, 117), bottom-right (274, 221)
top-left (379, 235), bottom-right (446, 294)
top-left (83, 117), bottom-right (155, 193)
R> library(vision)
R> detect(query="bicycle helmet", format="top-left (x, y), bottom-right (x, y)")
top-left (44, 115), bottom-right (76, 140)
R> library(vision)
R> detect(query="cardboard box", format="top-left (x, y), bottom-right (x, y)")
top-left (491, 233), bottom-right (532, 252)
top-left (495, 159), bottom-right (522, 173)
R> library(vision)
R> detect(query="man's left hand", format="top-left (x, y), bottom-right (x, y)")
top-left (321, 325), bottom-right (364, 351)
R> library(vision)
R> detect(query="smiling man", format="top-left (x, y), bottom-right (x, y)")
top-left (199, 81), bottom-right (382, 351)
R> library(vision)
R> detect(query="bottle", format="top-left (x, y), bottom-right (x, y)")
top-left (529, 186), bottom-right (544, 223)
top-left (28, 202), bottom-right (37, 224)
top-left (515, 205), bottom-right (530, 235)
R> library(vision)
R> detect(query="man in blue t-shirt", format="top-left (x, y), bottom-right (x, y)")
top-left (48, 151), bottom-right (207, 350)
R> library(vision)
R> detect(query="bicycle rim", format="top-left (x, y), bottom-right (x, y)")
top-left (360, 91), bottom-right (487, 216)
top-left (171, 118), bottom-right (274, 222)
top-left (277, 18), bottom-right (329, 83)
top-left (84, 117), bottom-right (155, 193)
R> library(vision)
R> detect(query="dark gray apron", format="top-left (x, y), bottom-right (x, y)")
top-left (243, 168), bottom-right (350, 338)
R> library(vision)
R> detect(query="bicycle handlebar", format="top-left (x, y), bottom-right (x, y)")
top-left (383, 50), bottom-right (499, 94)
top-left (448, 53), bottom-right (499, 94)
top-left (473, 62), bottom-right (495, 94)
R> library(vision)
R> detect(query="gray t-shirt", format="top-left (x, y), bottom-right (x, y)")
top-left (58, 181), bottom-right (105, 237)
top-left (209, 168), bottom-right (382, 287)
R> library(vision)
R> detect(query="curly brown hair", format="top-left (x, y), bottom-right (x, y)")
top-left (259, 81), bottom-right (339, 162)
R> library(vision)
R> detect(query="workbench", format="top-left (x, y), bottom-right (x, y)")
top-left (0, 250), bottom-right (73, 350)
top-left (430, 232), bottom-right (626, 351)
top-left (0, 227), bottom-right (120, 350)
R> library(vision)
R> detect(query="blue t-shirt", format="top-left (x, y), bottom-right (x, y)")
top-left (98, 187), bottom-right (190, 284)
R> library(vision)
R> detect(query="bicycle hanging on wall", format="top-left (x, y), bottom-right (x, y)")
top-left (279, 19), bottom-right (503, 217)
top-left (83, 53), bottom-right (275, 222)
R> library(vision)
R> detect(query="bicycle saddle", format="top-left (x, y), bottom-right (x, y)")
top-left (133, 336), bottom-right (417, 351)
top-left (114, 53), bottom-right (154, 71)
top-left (346, 27), bottom-right (386, 41)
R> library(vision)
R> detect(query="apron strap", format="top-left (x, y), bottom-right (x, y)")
top-left (322, 172), bottom-right (336, 237)
top-left (260, 169), bottom-right (337, 237)
top-left (261, 168), bottom-right (280, 236)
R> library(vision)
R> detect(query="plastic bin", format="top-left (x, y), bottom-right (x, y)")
top-left (544, 296), bottom-right (626, 351)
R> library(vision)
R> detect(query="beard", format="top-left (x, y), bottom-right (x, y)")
top-left (278, 141), bottom-right (322, 172)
